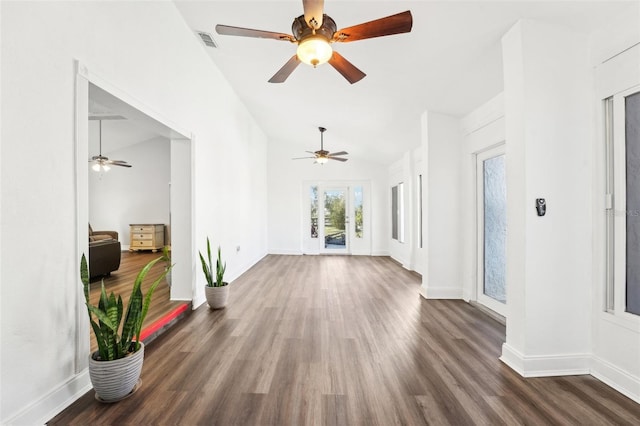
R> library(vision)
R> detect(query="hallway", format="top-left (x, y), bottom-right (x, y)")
top-left (51, 255), bottom-right (640, 425)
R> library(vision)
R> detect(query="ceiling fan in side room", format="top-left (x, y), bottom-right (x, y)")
top-left (88, 118), bottom-right (132, 172)
top-left (215, 0), bottom-right (413, 84)
top-left (293, 127), bottom-right (348, 164)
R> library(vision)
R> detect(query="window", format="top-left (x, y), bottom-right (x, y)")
top-left (605, 88), bottom-right (640, 316)
top-left (310, 185), bottom-right (318, 238)
top-left (354, 186), bottom-right (363, 238)
top-left (391, 183), bottom-right (405, 242)
top-left (419, 174), bottom-right (423, 249)
top-left (625, 91), bottom-right (640, 315)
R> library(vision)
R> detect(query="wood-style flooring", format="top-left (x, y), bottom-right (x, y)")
top-left (88, 251), bottom-right (185, 353)
top-left (53, 255), bottom-right (640, 425)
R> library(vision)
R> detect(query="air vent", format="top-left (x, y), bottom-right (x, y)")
top-left (197, 31), bottom-right (218, 48)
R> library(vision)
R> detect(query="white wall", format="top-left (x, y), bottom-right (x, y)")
top-left (89, 136), bottom-right (171, 248)
top-left (500, 19), bottom-right (593, 376)
top-left (420, 111), bottom-right (464, 299)
top-left (267, 137), bottom-right (389, 256)
top-left (0, 2), bottom-right (268, 424)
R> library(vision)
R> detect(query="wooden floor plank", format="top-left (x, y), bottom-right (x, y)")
top-left (51, 255), bottom-right (640, 425)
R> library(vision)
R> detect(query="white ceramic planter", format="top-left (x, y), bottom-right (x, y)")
top-left (205, 284), bottom-right (229, 309)
top-left (89, 342), bottom-right (144, 403)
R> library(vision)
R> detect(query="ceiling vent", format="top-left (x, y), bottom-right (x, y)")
top-left (196, 31), bottom-right (218, 48)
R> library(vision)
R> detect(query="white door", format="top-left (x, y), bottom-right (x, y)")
top-left (320, 187), bottom-right (349, 254)
top-left (476, 145), bottom-right (507, 316)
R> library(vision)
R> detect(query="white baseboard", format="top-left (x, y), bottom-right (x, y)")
top-left (371, 250), bottom-right (390, 256)
top-left (419, 285), bottom-right (463, 299)
top-left (4, 369), bottom-right (92, 425)
top-left (500, 343), bottom-right (591, 377)
top-left (591, 355), bottom-right (640, 403)
top-left (268, 249), bottom-right (302, 255)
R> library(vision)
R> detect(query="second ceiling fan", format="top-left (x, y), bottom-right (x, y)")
top-left (215, 0), bottom-right (413, 84)
top-left (293, 127), bottom-right (348, 164)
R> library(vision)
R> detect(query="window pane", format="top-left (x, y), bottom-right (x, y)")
top-left (419, 174), bottom-right (423, 249)
top-left (310, 186), bottom-right (318, 238)
top-left (484, 155), bottom-right (507, 303)
top-left (398, 182), bottom-right (405, 243)
top-left (354, 186), bottom-right (363, 238)
top-left (604, 97), bottom-right (614, 312)
top-left (626, 91), bottom-right (640, 315)
top-left (391, 186), bottom-right (398, 240)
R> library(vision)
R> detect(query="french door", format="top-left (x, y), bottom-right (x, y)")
top-left (476, 145), bottom-right (507, 316)
top-left (320, 187), bottom-right (349, 254)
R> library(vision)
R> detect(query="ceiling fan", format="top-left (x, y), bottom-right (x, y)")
top-left (89, 118), bottom-right (132, 172)
top-left (215, 0), bottom-right (413, 84)
top-left (293, 127), bottom-right (348, 164)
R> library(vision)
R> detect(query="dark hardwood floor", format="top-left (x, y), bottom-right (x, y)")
top-left (53, 255), bottom-right (640, 425)
top-left (88, 251), bottom-right (185, 353)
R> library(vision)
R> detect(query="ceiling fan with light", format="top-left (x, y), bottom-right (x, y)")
top-left (89, 118), bottom-right (132, 172)
top-left (293, 127), bottom-right (348, 164)
top-left (215, 0), bottom-right (413, 84)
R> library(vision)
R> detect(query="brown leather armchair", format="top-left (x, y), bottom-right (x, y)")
top-left (89, 224), bottom-right (121, 279)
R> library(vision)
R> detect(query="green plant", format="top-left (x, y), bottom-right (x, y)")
top-left (80, 254), bottom-right (171, 361)
top-left (199, 237), bottom-right (227, 287)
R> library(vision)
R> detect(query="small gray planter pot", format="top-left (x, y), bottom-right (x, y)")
top-left (89, 342), bottom-right (144, 403)
top-left (205, 284), bottom-right (229, 309)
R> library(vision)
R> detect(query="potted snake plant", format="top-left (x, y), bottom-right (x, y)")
top-left (200, 237), bottom-right (229, 309)
top-left (80, 253), bottom-right (172, 402)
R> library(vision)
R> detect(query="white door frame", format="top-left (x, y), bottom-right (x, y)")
top-left (476, 144), bottom-right (507, 316)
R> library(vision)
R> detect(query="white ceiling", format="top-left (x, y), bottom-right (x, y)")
top-left (174, 0), bottom-right (634, 165)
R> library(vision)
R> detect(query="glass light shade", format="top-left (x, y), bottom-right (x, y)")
top-left (92, 163), bottom-right (101, 172)
top-left (316, 156), bottom-right (329, 164)
top-left (297, 36), bottom-right (332, 67)
top-left (102, 164), bottom-right (110, 171)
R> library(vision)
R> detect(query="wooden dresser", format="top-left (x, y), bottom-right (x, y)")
top-left (129, 224), bottom-right (165, 252)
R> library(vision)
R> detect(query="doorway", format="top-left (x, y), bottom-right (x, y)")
top-left (476, 145), bottom-right (507, 316)
top-left (75, 62), bottom-right (193, 371)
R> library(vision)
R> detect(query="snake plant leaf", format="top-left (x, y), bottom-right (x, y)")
top-left (137, 264), bottom-right (172, 342)
top-left (80, 254), bottom-right (90, 303)
top-left (86, 305), bottom-right (117, 331)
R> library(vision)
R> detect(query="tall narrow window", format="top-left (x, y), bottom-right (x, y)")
top-left (398, 182), bottom-right (405, 243)
top-left (419, 174), bottom-right (423, 249)
top-left (391, 185), bottom-right (398, 240)
top-left (604, 97), bottom-right (615, 312)
top-left (310, 186), bottom-right (318, 238)
top-left (354, 186), bottom-right (363, 238)
top-left (626, 91), bottom-right (640, 315)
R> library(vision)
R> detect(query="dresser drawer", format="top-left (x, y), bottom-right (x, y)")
top-left (132, 240), bottom-right (154, 247)
top-left (131, 226), bottom-right (154, 232)
top-left (133, 233), bottom-right (153, 240)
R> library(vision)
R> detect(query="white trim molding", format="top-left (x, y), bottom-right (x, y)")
top-left (420, 285), bottom-right (463, 300)
top-left (5, 370), bottom-right (91, 425)
top-left (591, 356), bottom-right (640, 404)
top-left (501, 343), bottom-right (591, 377)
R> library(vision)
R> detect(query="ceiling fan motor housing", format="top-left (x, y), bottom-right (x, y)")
top-left (292, 14), bottom-right (336, 42)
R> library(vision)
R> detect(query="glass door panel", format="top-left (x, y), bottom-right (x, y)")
top-left (477, 146), bottom-right (507, 315)
top-left (322, 188), bottom-right (348, 253)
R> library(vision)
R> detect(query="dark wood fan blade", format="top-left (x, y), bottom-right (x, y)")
top-left (328, 52), bottom-right (366, 84)
top-left (329, 151), bottom-right (348, 156)
top-left (303, 0), bottom-right (324, 29)
top-left (112, 163), bottom-right (132, 168)
top-left (110, 160), bottom-right (129, 164)
top-left (269, 55), bottom-right (301, 83)
top-left (332, 10), bottom-right (413, 43)
top-left (215, 25), bottom-right (295, 42)
top-left (328, 156), bottom-right (348, 162)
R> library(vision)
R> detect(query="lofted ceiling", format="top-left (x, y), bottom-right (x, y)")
top-left (174, 0), bottom-right (634, 165)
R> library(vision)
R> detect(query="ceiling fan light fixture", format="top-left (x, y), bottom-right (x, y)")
top-left (316, 156), bottom-right (329, 164)
top-left (296, 35), bottom-right (332, 67)
top-left (92, 163), bottom-right (101, 172)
